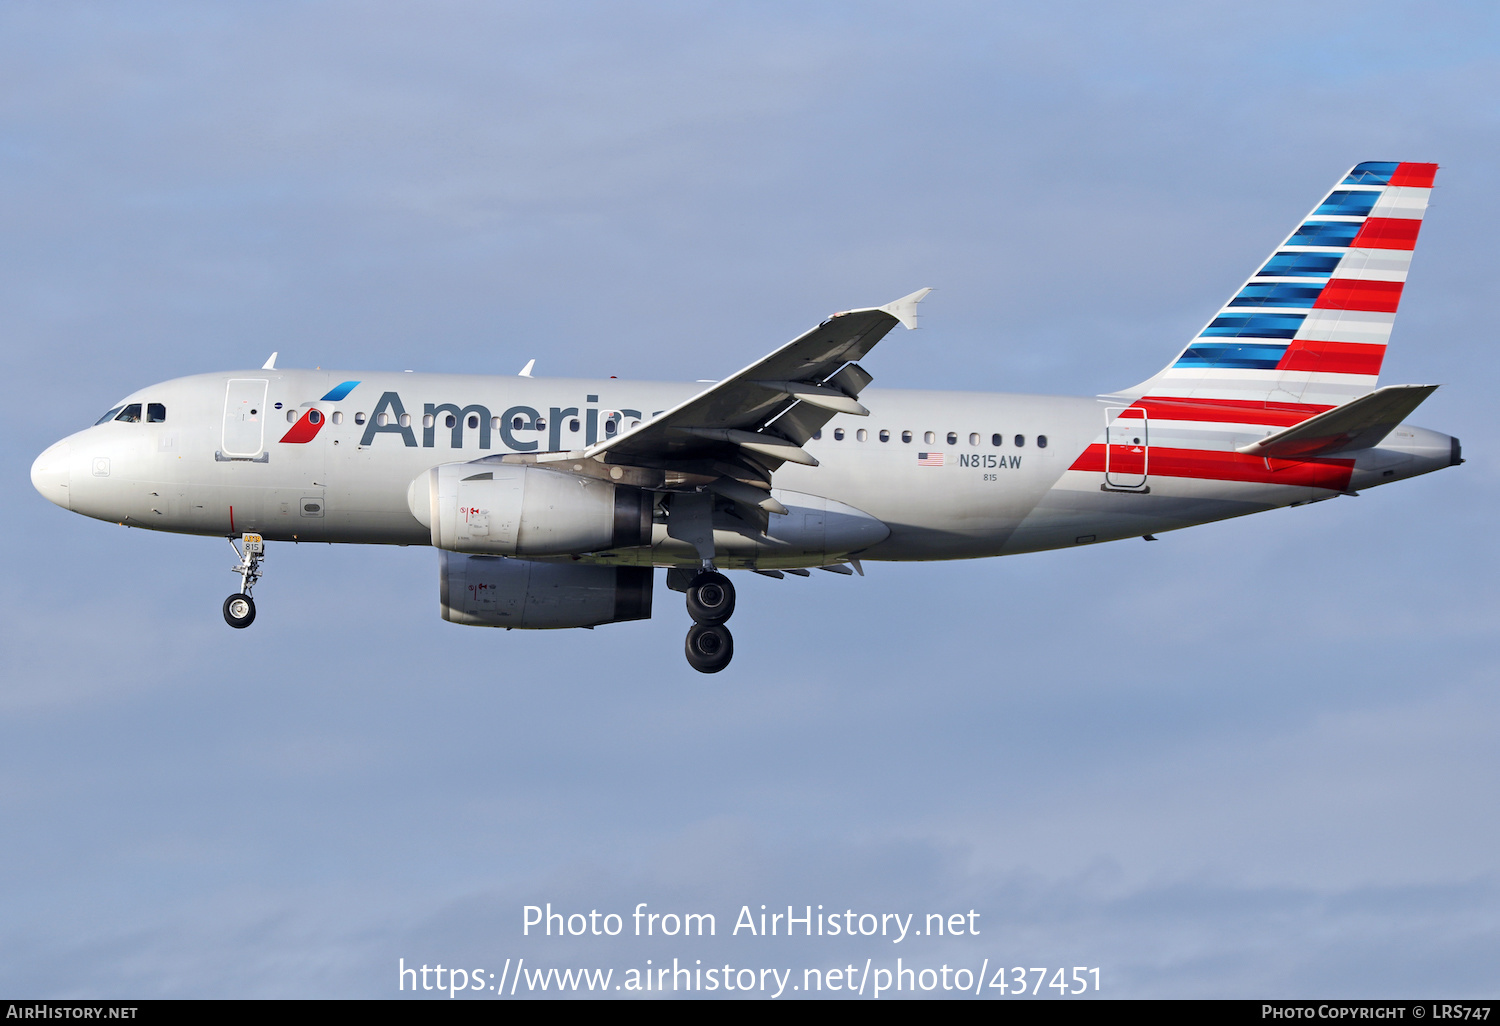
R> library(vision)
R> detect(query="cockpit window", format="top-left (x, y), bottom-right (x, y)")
top-left (114, 404), bottom-right (142, 423)
top-left (147, 403), bottom-right (166, 423)
top-left (95, 406), bottom-right (124, 425)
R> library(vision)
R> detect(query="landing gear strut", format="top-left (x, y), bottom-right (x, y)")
top-left (684, 569), bottom-right (736, 673)
top-left (224, 533), bottom-right (264, 629)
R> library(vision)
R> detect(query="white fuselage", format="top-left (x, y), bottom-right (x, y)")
top-left (31, 368), bottom-right (1457, 568)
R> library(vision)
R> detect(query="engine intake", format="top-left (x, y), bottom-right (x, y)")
top-left (440, 553), bottom-right (653, 629)
top-left (409, 462), bottom-right (651, 556)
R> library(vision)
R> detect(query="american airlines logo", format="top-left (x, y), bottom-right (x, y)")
top-left (279, 390), bottom-right (654, 452)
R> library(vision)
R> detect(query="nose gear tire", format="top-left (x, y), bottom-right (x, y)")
top-left (685, 623), bottom-right (734, 673)
top-left (685, 570), bottom-right (735, 624)
top-left (223, 593), bottom-right (256, 629)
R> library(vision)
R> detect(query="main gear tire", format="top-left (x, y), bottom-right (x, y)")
top-left (685, 623), bottom-right (734, 673)
top-left (685, 571), bottom-right (735, 624)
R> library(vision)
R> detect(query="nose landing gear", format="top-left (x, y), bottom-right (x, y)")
top-left (224, 533), bottom-right (264, 629)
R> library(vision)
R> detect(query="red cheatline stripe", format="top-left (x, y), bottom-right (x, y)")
top-left (1350, 217), bottom-right (1422, 250)
top-left (1388, 162), bottom-right (1438, 188)
top-left (1276, 340), bottom-right (1385, 376)
top-left (1314, 278), bottom-right (1404, 313)
top-left (1068, 444), bottom-right (1354, 491)
top-left (279, 410), bottom-right (324, 444)
top-left (1135, 397), bottom-right (1333, 427)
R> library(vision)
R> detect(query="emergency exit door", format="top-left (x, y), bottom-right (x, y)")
top-left (1105, 407), bottom-right (1149, 490)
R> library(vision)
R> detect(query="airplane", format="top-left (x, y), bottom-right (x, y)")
top-left (30, 161), bottom-right (1461, 673)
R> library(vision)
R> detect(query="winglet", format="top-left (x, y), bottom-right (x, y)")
top-left (518, 359), bottom-right (535, 377)
top-left (262, 352), bottom-right (278, 370)
top-left (878, 288), bottom-right (933, 330)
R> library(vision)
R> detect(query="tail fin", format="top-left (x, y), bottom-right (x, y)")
top-left (1124, 161), bottom-right (1437, 410)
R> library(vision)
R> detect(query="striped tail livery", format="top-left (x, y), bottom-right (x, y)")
top-left (1065, 161), bottom-right (1449, 501)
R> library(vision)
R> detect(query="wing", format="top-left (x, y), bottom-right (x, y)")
top-left (576, 288), bottom-right (931, 511)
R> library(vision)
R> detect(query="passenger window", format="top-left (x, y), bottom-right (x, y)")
top-left (399, 413), bottom-right (411, 428)
top-left (946, 432), bottom-right (957, 445)
top-left (834, 428), bottom-right (845, 441)
top-left (924, 431), bottom-right (935, 445)
top-left (355, 412), bottom-right (366, 425)
top-left (147, 403), bottom-right (166, 423)
top-left (856, 429), bottom-right (868, 442)
top-left (308, 409), bottom-right (323, 425)
top-left (1014, 434), bottom-right (1025, 447)
top-left (287, 409), bottom-right (297, 423)
top-left (536, 418), bottom-right (546, 430)
top-left (114, 404), bottom-right (142, 423)
top-left (467, 414), bottom-right (479, 429)
top-left (606, 420), bottom-right (618, 435)
top-left (901, 430), bottom-right (912, 443)
top-left (332, 411), bottom-right (344, 425)
top-left (812, 429), bottom-right (822, 440)
top-left (969, 432), bottom-right (979, 446)
top-left (629, 420), bottom-right (640, 429)
top-left (444, 414), bottom-right (456, 429)
top-left (1037, 435), bottom-right (1048, 448)
top-left (569, 418), bottom-right (581, 432)
top-left (94, 406), bottom-right (124, 425)
top-left (879, 429), bottom-right (890, 442)
top-left (991, 433), bottom-right (1002, 446)
top-left (376, 413), bottom-right (388, 426)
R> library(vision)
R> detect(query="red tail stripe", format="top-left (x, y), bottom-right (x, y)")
top-left (1275, 340), bottom-right (1385, 376)
top-left (1069, 444), bottom-right (1354, 491)
top-left (1134, 397), bottom-right (1333, 427)
top-left (1314, 278), bottom-right (1404, 313)
top-left (1388, 162), bottom-right (1438, 188)
top-left (1350, 216), bottom-right (1422, 250)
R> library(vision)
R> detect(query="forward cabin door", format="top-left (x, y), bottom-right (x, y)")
top-left (221, 379), bottom-right (269, 458)
top-left (1105, 407), bottom-right (1149, 490)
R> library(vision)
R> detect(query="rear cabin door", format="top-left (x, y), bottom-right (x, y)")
top-left (1105, 407), bottom-right (1149, 490)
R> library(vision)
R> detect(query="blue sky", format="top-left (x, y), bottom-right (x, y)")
top-left (2, 1), bottom-right (1497, 998)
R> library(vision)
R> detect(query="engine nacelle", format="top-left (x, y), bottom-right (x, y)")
top-left (409, 462), bottom-right (652, 556)
top-left (440, 553), bottom-right (653, 629)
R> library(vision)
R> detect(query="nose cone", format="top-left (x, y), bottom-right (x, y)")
top-left (31, 441), bottom-right (72, 510)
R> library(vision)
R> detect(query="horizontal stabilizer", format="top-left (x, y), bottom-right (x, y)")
top-left (1237, 384), bottom-right (1438, 459)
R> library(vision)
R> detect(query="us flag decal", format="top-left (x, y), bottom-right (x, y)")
top-left (917, 452), bottom-right (944, 466)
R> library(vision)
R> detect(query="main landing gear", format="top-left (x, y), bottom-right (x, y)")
top-left (224, 533), bottom-right (264, 629)
top-left (684, 569), bottom-right (735, 674)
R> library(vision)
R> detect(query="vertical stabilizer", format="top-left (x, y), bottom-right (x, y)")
top-left (1123, 161), bottom-right (1437, 411)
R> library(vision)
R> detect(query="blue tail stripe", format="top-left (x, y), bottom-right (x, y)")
top-left (1228, 283), bottom-right (1325, 308)
top-left (1287, 222), bottom-right (1361, 247)
top-left (1258, 252), bottom-right (1343, 278)
top-left (1342, 161), bottom-right (1400, 186)
top-left (1200, 313), bottom-right (1306, 339)
top-left (1174, 342), bottom-right (1288, 370)
top-left (1313, 190), bottom-right (1380, 218)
